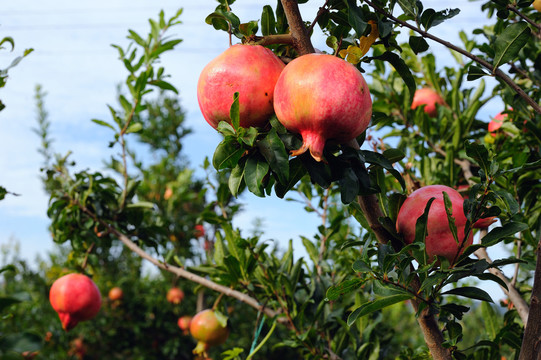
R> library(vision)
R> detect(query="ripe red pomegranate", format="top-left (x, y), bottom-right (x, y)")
top-left (190, 309), bottom-right (229, 348)
top-left (197, 44), bottom-right (285, 129)
top-left (411, 88), bottom-right (445, 117)
top-left (166, 287), bottom-right (184, 304)
top-left (396, 185), bottom-right (474, 264)
top-left (108, 286), bottom-right (123, 301)
top-left (49, 273), bottom-right (102, 331)
top-left (273, 53), bottom-right (372, 162)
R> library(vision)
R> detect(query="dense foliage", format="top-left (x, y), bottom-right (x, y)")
top-left (1, 1), bottom-right (541, 359)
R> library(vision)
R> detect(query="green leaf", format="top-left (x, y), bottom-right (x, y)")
top-left (361, 150), bottom-right (405, 190)
top-left (474, 273), bottom-right (508, 292)
top-left (0, 36), bottom-right (15, 51)
top-left (347, 294), bottom-right (413, 325)
top-left (465, 142), bottom-right (490, 174)
top-left (228, 160), bottom-right (245, 197)
top-left (481, 302), bottom-right (499, 340)
top-left (414, 197), bottom-right (435, 245)
top-left (481, 222), bottom-right (529, 247)
top-left (301, 236), bottom-right (319, 266)
top-left (352, 259), bottom-right (372, 273)
top-left (326, 278), bottom-right (364, 301)
top-left (149, 80), bottom-right (178, 94)
top-left (442, 191), bottom-right (459, 244)
top-left (396, 0), bottom-right (417, 18)
top-left (409, 36), bottom-right (429, 54)
top-left (261, 5), bottom-right (276, 36)
top-left (339, 167), bottom-right (360, 204)
top-left (212, 139), bottom-right (245, 170)
top-left (128, 30), bottom-right (147, 47)
top-left (467, 65), bottom-right (488, 81)
top-left (274, 158), bottom-right (306, 198)
top-left (125, 122), bottom-right (143, 134)
top-left (91, 119), bottom-right (116, 132)
top-left (443, 286), bottom-right (493, 302)
top-left (244, 156), bottom-right (269, 197)
top-left (257, 128), bottom-right (289, 184)
top-left (420, 8), bottom-right (460, 31)
top-left (214, 232), bottom-right (226, 266)
top-left (373, 52), bottom-right (416, 108)
top-left (230, 92), bottom-right (240, 130)
top-left (346, 0), bottom-right (368, 36)
top-left (240, 127), bottom-right (258, 147)
top-left (493, 22), bottom-right (530, 69)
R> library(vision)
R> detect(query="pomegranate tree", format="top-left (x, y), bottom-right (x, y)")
top-left (197, 44), bottom-right (284, 129)
top-left (49, 273), bottom-right (102, 331)
top-left (410, 88), bottom-right (445, 117)
top-left (273, 53), bottom-right (372, 162)
top-left (166, 287), bottom-right (184, 304)
top-left (189, 309), bottom-right (229, 354)
top-left (396, 185), bottom-right (474, 263)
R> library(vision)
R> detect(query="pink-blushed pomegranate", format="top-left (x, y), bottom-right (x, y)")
top-left (49, 273), bottom-right (102, 331)
top-left (273, 53), bottom-right (372, 162)
top-left (190, 309), bottom-right (229, 349)
top-left (197, 44), bottom-right (285, 129)
top-left (194, 224), bottom-right (205, 238)
top-left (166, 287), bottom-right (184, 304)
top-left (396, 185), bottom-right (474, 264)
top-left (488, 110), bottom-right (510, 135)
top-left (411, 88), bottom-right (445, 117)
top-left (178, 315), bottom-right (193, 334)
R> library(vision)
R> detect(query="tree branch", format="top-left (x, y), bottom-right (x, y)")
top-left (519, 232), bottom-right (541, 360)
top-left (362, 0), bottom-right (541, 114)
top-left (474, 246), bottom-right (529, 324)
top-left (280, 0), bottom-right (315, 55)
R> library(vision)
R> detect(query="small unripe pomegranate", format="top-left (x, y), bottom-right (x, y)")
top-left (178, 315), bottom-right (193, 333)
top-left (197, 44), bottom-right (285, 129)
top-left (396, 185), bottom-right (474, 263)
top-left (190, 309), bottom-right (229, 350)
top-left (108, 286), bottom-right (123, 301)
top-left (166, 287), bottom-right (184, 304)
top-left (273, 53), bottom-right (372, 162)
top-left (411, 88), bottom-right (445, 117)
top-left (49, 273), bottom-right (102, 331)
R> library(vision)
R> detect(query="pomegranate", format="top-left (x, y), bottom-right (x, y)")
top-left (396, 185), bottom-right (474, 264)
top-left (166, 287), bottom-right (184, 304)
top-left (458, 186), bottom-right (497, 229)
top-left (194, 224), bottom-right (205, 238)
top-left (273, 53), bottom-right (372, 162)
top-left (411, 88), bottom-right (445, 117)
top-left (197, 44), bottom-right (285, 129)
top-left (108, 286), bottom-right (123, 301)
top-left (49, 273), bottom-right (102, 331)
top-left (190, 309), bottom-right (229, 348)
top-left (178, 315), bottom-right (193, 334)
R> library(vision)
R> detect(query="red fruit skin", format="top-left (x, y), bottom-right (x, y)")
top-left (166, 287), bottom-right (184, 304)
top-left (197, 44), bottom-right (285, 129)
top-left (273, 53), bottom-right (372, 162)
top-left (396, 185), bottom-right (474, 263)
top-left (108, 287), bottom-right (123, 301)
top-left (178, 315), bottom-right (193, 331)
top-left (189, 309), bottom-right (229, 346)
top-left (49, 273), bottom-right (102, 331)
top-left (488, 111), bottom-right (507, 134)
top-left (411, 88), bottom-right (445, 117)
top-left (194, 224), bottom-right (205, 238)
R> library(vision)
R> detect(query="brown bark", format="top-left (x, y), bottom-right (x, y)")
top-left (519, 234), bottom-right (541, 360)
top-left (280, 0), bottom-right (315, 55)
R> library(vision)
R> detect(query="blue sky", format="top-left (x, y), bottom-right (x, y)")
top-left (1, 1), bottom-right (513, 299)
